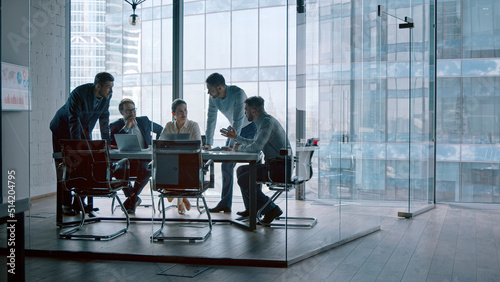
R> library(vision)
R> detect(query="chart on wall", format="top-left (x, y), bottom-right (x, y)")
top-left (1, 62), bottom-right (30, 111)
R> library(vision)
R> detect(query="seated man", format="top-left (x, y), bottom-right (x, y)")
top-left (221, 96), bottom-right (290, 224)
top-left (110, 98), bottom-right (163, 213)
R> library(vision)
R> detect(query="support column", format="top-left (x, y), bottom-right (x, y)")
top-left (295, 2), bottom-right (306, 200)
top-left (172, 1), bottom-right (183, 100)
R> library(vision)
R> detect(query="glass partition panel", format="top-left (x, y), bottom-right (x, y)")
top-left (22, 0), bottom-right (171, 257)
top-left (336, 0), bottom-right (382, 240)
top-left (378, 0), bottom-right (435, 216)
top-left (18, 0), bottom-right (435, 268)
top-left (1, 2), bottom-right (32, 281)
top-left (285, 0), bottom-right (383, 261)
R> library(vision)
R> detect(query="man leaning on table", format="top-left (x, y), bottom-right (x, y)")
top-left (50, 72), bottom-right (114, 215)
top-left (221, 96), bottom-right (290, 224)
top-left (110, 98), bottom-right (163, 213)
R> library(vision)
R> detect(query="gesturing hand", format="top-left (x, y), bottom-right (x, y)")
top-left (125, 118), bottom-right (136, 129)
top-left (220, 126), bottom-right (236, 140)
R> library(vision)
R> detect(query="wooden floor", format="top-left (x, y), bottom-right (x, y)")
top-left (2, 197), bottom-right (500, 281)
top-left (5, 192), bottom-right (381, 263)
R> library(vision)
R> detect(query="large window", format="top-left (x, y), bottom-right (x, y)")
top-left (436, 0), bottom-right (500, 203)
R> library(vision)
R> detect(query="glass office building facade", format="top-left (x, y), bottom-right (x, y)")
top-left (435, 0), bottom-right (500, 203)
top-left (70, 0), bottom-right (107, 89)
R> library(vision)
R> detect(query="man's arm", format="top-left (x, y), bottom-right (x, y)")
top-left (109, 120), bottom-right (125, 146)
top-left (221, 125), bottom-right (253, 145)
top-left (205, 98), bottom-right (218, 146)
top-left (152, 121), bottom-right (164, 140)
top-left (236, 119), bottom-right (272, 153)
top-left (99, 102), bottom-right (110, 143)
top-left (231, 88), bottom-right (246, 135)
top-left (67, 90), bottom-right (84, 140)
top-left (226, 88), bottom-right (246, 147)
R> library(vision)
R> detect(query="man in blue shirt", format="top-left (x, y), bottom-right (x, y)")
top-left (221, 96), bottom-right (290, 224)
top-left (203, 73), bottom-right (256, 213)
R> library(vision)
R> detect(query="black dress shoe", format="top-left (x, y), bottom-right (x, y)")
top-left (123, 197), bottom-right (131, 209)
top-left (208, 206), bottom-right (231, 213)
top-left (236, 210), bottom-right (249, 217)
top-left (126, 197), bottom-right (142, 214)
top-left (83, 205), bottom-right (99, 213)
top-left (262, 206), bottom-right (283, 224)
top-left (62, 205), bottom-right (79, 216)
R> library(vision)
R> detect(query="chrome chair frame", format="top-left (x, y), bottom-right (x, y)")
top-left (58, 140), bottom-right (130, 240)
top-left (258, 149), bottom-right (318, 228)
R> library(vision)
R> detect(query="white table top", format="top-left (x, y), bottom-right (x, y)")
top-left (55, 149), bottom-right (262, 162)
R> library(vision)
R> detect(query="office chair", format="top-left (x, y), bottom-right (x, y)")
top-left (151, 140), bottom-right (214, 242)
top-left (258, 148), bottom-right (318, 228)
top-left (58, 139), bottom-right (130, 240)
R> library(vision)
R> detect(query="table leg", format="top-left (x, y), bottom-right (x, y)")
top-left (56, 180), bottom-right (63, 226)
top-left (248, 160), bottom-right (257, 231)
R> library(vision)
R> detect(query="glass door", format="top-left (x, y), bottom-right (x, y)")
top-left (378, 2), bottom-right (435, 217)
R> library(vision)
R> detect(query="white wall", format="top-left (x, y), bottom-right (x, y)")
top-left (29, 0), bottom-right (68, 198)
top-left (1, 0), bottom-right (68, 199)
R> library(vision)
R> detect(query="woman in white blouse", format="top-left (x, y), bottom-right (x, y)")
top-left (160, 98), bottom-right (201, 214)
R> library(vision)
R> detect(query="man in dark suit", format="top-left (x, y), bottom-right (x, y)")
top-left (110, 98), bottom-right (163, 213)
top-left (50, 72), bottom-right (115, 215)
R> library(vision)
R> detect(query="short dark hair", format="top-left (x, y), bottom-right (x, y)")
top-left (244, 96), bottom-right (265, 113)
top-left (171, 98), bottom-right (187, 112)
top-left (94, 72), bottom-right (114, 86)
top-left (119, 98), bottom-right (135, 112)
top-left (205, 73), bottom-right (225, 87)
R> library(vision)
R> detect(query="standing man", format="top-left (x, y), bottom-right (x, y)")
top-left (110, 98), bottom-right (163, 213)
top-left (221, 96), bottom-right (290, 224)
top-left (204, 73), bottom-right (256, 213)
top-left (50, 72), bottom-right (114, 215)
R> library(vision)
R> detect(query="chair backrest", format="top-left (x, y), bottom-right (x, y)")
top-left (295, 149), bottom-right (315, 183)
top-left (152, 140), bottom-right (204, 191)
top-left (59, 139), bottom-right (111, 191)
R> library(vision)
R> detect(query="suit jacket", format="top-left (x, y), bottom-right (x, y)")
top-left (50, 83), bottom-right (111, 151)
top-left (110, 116), bottom-right (163, 148)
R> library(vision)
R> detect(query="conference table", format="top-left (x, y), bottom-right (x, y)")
top-left (54, 148), bottom-right (262, 231)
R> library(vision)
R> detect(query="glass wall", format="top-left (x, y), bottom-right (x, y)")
top-left (308, 0), bottom-right (435, 219)
top-left (5, 0), bottom-right (499, 272)
top-left (20, 0), bottom-right (443, 265)
top-left (436, 0), bottom-right (500, 203)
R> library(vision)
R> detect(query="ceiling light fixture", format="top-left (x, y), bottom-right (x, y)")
top-left (125, 0), bottom-right (146, 26)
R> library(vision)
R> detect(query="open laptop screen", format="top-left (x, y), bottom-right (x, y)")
top-left (114, 134), bottom-right (145, 151)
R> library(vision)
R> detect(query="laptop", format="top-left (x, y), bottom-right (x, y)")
top-left (114, 134), bottom-right (148, 151)
top-left (160, 133), bottom-right (191, 141)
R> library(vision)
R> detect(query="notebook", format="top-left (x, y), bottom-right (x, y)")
top-left (114, 134), bottom-right (147, 151)
top-left (160, 133), bottom-right (191, 141)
